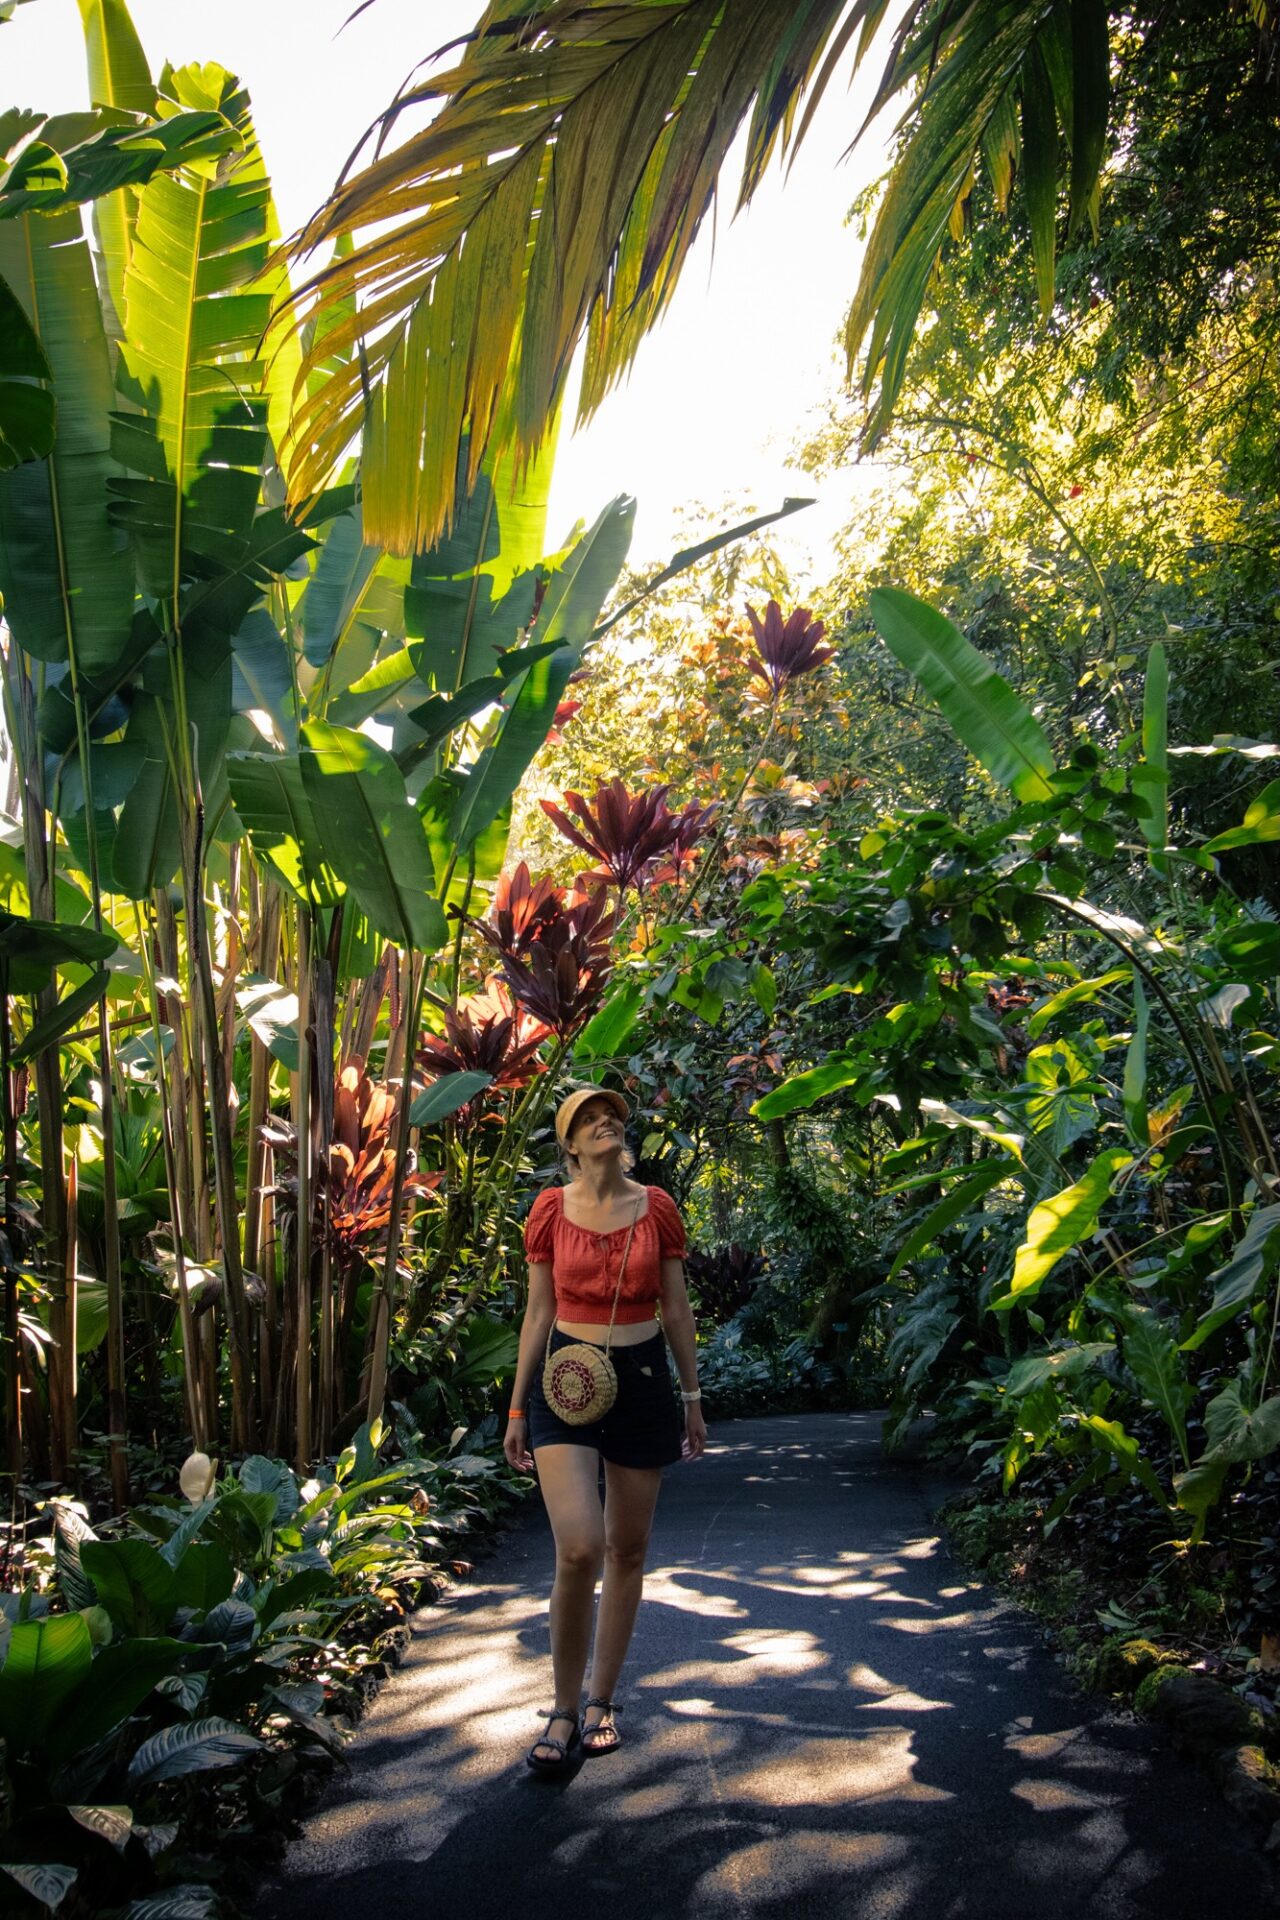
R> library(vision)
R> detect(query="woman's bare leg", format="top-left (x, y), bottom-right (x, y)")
top-left (532, 1443), bottom-right (605, 1759)
top-left (584, 1460), bottom-right (663, 1747)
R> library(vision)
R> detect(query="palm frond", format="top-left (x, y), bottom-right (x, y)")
top-left (285, 0), bottom-right (1112, 545)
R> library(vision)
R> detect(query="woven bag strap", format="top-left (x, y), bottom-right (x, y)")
top-left (601, 1195), bottom-right (644, 1359)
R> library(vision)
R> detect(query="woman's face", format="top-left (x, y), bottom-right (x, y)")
top-left (569, 1097), bottom-right (624, 1159)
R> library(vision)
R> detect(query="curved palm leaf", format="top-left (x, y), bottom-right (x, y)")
top-left (286, 0), bottom-right (1112, 547)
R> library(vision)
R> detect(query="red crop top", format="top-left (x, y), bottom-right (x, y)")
top-left (523, 1184), bottom-right (687, 1325)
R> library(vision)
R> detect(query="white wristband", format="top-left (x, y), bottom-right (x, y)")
top-left (681, 1389), bottom-right (702, 1403)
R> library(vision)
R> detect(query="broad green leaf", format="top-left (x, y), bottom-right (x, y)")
top-left (1026, 968), bottom-right (1128, 1039)
top-left (1079, 1412), bottom-right (1168, 1508)
top-left (0, 1612), bottom-right (93, 1753)
top-left (0, 911), bottom-right (117, 994)
top-left (1004, 1340), bottom-right (1113, 1397)
top-left (868, 587), bottom-right (1056, 801)
top-left (12, 969), bottom-right (109, 1064)
top-left (235, 975), bottom-right (299, 1072)
top-left (0, 267), bottom-right (53, 466)
top-left (112, 643), bottom-right (232, 897)
top-left (753, 1057), bottom-right (861, 1120)
top-left (0, 207), bottom-right (133, 669)
top-left (1183, 1206), bottom-right (1280, 1351)
top-left (1019, 42), bottom-right (1057, 317)
top-left (889, 1159), bottom-right (1015, 1279)
top-left (1, 1865), bottom-right (78, 1911)
top-left (1201, 1380), bottom-right (1280, 1466)
top-left (1172, 1457), bottom-right (1228, 1539)
top-left (1119, 1305), bottom-right (1192, 1466)
top-left (126, 1716), bottom-right (262, 1785)
top-left (46, 1635), bottom-right (188, 1761)
top-left (992, 1146), bottom-right (1132, 1310)
top-left (111, 65), bottom-right (270, 602)
top-left (408, 1070), bottom-right (493, 1128)
top-left (300, 721), bottom-right (446, 951)
top-left (79, 1537), bottom-right (177, 1636)
top-left (574, 980), bottom-right (644, 1064)
top-left (1203, 779), bottom-right (1280, 854)
top-left (225, 751), bottom-right (342, 906)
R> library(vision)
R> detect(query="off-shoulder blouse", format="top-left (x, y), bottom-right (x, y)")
top-left (524, 1184), bottom-right (687, 1325)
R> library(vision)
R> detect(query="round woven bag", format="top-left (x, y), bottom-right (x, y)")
top-left (541, 1194), bottom-right (643, 1427)
top-left (544, 1341), bottom-right (618, 1426)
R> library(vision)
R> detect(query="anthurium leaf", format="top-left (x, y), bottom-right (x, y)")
top-left (68, 1805), bottom-right (133, 1853)
top-left (1182, 1205), bottom-right (1280, 1351)
top-left (121, 1885), bottom-right (221, 1919)
top-left (0, 1612), bottom-right (93, 1753)
top-left (52, 1502), bottom-right (99, 1612)
top-left (299, 721), bottom-right (446, 951)
top-left (869, 587), bottom-right (1057, 802)
top-left (1026, 969), bottom-right (1128, 1039)
top-left (992, 1146), bottom-right (1132, 1311)
top-left (408, 1071), bottom-right (492, 1128)
top-left (126, 1716), bottom-right (262, 1785)
top-left (1004, 1341), bottom-right (1113, 1397)
top-left (1079, 1412), bottom-right (1168, 1508)
top-left (79, 1538), bottom-right (177, 1638)
top-left (0, 1864), bottom-right (78, 1911)
top-left (889, 1160), bottom-right (1015, 1279)
top-left (45, 1636), bottom-right (189, 1761)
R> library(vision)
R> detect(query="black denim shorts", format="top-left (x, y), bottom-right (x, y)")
top-left (528, 1326), bottom-right (684, 1468)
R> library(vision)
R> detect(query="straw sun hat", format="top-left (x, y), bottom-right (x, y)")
top-left (554, 1086), bottom-right (630, 1149)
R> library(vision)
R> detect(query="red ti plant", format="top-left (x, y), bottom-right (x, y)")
top-left (745, 600), bottom-right (834, 698)
top-left (540, 778), bottom-right (717, 892)
top-left (462, 861), bottom-right (568, 957)
top-left (466, 864), bottom-right (617, 1039)
top-left (417, 975), bottom-right (551, 1103)
top-left (266, 1055), bottom-right (438, 1279)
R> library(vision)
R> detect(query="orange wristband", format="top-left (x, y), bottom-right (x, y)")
top-left (508, 1408), bottom-right (526, 1420)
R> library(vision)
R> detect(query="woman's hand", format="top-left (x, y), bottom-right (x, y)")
top-left (504, 1417), bottom-right (534, 1472)
top-left (681, 1403), bottom-right (708, 1461)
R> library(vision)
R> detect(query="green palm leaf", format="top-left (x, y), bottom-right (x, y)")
top-left (285, 0), bottom-right (1112, 546)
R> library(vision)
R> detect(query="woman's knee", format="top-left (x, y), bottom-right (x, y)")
top-left (604, 1534), bottom-right (649, 1573)
top-left (556, 1534), bottom-right (605, 1577)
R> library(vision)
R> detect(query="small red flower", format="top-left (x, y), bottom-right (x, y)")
top-left (745, 600), bottom-right (834, 697)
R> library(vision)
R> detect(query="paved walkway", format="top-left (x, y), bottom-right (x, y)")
top-left (256, 1413), bottom-right (1271, 1919)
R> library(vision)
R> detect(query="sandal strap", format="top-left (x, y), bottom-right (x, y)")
top-left (583, 1696), bottom-right (622, 1713)
top-left (538, 1706), bottom-right (580, 1721)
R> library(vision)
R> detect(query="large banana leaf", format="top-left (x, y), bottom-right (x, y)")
top-left (868, 586), bottom-right (1057, 803)
top-left (225, 750), bottom-right (342, 907)
top-left (299, 721), bottom-right (446, 950)
top-left (0, 266), bottom-right (53, 467)
top-left (112, 640), bottom-right (232, 896)
top-left (991, 1145), bottom-right (1132, 1311)
top-left (447, 494), bottom-right (634, 856)
top-left (0, 105), bottom-right (237, 224)
top-left (110, 64), bottom-right (271, 605)
top-left (0, 204), bottom-right (133, 671)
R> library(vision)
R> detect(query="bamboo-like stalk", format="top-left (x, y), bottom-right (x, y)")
top-left (184, 789), bottom-right (259, 1451)
top-left (62, 1155), bottom-right (78, 1474)
top-left (134, 902), bottom-right (205, 1449)
top-left (243, 867), bottom-right (281, 1426)
top-left (364, 954), bottom-right (427, 1426)
top-left (312, 945), bottom-right (336, 1454)
top-left (294, 907), bottom-right (314, 1469)
top-left (1, 977), bottom-right (23, 1478)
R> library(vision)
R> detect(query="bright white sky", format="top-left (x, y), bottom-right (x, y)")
top-left (4, 0), bottom-right (896, 583)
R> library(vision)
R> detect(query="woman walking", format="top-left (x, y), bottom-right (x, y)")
top-left (504, 1087), bottom-right (707, 1770)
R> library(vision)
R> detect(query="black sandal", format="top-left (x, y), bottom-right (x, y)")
top-left (526, 1706), bottom-right (580, 1772)
top-left (581, 1696), bottom-right (623, 1757)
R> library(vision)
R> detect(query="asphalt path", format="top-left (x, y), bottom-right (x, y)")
top-left (256, 1412), bottom-right (1272, 1920)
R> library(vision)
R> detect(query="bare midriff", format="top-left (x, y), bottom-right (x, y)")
top-left (555, 1316), bottom-right (659, 1346)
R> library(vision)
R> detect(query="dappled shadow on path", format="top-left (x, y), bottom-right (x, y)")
top-left (256, 1416), bottom-right (1267, 1920)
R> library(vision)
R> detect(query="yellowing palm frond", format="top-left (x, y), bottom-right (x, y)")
top-left (286, 0), bottom-right (1114, 550)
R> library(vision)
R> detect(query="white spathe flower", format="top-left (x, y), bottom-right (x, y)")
top-left (179, 1451), bottom-right (217, 1504)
